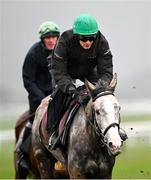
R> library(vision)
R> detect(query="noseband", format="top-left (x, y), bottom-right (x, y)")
top-left (90, 91), bottom-right (120, 145)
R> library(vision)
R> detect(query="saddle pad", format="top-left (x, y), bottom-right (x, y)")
top-left (34, 95), bottom-right (51, 141)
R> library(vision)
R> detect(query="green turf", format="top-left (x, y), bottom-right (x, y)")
top-left (0, 142), bottom-right (15, 179)
top-left (121, 114), bottom-right (151, 122)
top-left (0, 138), bottom-right (151, 179)
top-left (0, 117), bottom-right (16, 130)
top-left (113, 137), bottom-right (151, 179)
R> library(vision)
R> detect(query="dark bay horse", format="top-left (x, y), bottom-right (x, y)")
top-left (14, 108), bottom-right (68, 178)
top-left (31, 73), bottom-right (123, 179)
top-left (14, 110), bottom-right (41, 179)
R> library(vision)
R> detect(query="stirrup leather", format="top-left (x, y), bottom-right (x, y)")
top-left (48, 131), bottom-right (57, 149)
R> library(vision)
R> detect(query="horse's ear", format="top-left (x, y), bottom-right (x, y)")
top-left (85, 79), bottom-right (96, 93)
top-left (108, 73), bottom-right (117, 91)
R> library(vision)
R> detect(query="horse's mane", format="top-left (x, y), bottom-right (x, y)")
top-left (91, 79), bottom-right (113, 99)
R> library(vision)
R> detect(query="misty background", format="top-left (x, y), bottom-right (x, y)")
top-left (0, 0), bottom-right (151, 115)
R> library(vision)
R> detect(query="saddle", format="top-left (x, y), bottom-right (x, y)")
top-left (51, 89), bottom-right (90, 149)
top-left (37, 87), bottom-right (89, 150)
top-left (59, 101), bottom-right (80, 146)
top-left (47, 101), bottom-right (81, 151)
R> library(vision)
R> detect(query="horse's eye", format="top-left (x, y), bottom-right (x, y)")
top-left (96, 110), bottom-right (100, 115)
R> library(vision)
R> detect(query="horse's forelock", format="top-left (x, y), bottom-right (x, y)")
top-left (94, 74), bottom-right (117, 95)
top-left (93, 79), bottom-right (111, 94)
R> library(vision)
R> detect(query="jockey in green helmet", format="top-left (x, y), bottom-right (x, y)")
top-left (48, 13), bottom-right (127, 149)
top-left (39, 21), bottom-right (60, 39)
top-left (73, 13), bottom-right (98, 35)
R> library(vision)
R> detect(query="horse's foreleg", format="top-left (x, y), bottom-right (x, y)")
top-left (14, 149), bottom-right (29, 179)
top-left (68, 164), bottom-right (86, 179)
top-left (33, 147), bottom-right (55, 179)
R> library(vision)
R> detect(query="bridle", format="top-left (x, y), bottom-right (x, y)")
top-left (89, 90), bottom-right (120, 148)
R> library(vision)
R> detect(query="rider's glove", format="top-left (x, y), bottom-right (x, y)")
top-left (67, 85), bottom-right (88, 104)
top-left (67, 85), bottom-right (79, 99)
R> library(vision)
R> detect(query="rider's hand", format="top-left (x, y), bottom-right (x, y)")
top-left (67, 85), bottom-right (87, 104)
top-left (67, 85), bottom-right (78, 98)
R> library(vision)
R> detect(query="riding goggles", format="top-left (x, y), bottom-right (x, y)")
top-left (78, 34), bottom-right (97, 42)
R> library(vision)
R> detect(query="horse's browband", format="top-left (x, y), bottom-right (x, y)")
top-left (92, 91), bottom-right (114, 101)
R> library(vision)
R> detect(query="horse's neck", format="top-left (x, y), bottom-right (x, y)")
top-left (84, 100), bottom-right (99, 146)
top-left (85, 99), bottom-right (96, 135)
top-left (85, 98), bottom-right (93, 120)
top-left (71, 104), bottom-right (110, 163)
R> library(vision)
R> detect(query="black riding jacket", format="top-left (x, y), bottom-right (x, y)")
top-left (51, 29), bottom-right (113, 93)
top-left (22, 41), bottom-right (53, 104)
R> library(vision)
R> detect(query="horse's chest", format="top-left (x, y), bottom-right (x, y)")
top-left (70, 146), bottom-right (114, 176)
top-left (82, 153), bottom-right (114, 178)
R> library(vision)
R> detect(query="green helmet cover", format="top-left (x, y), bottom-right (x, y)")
top-left (38, 21), bottom-right (60, 38)
top-left (73, 14), bottom-right (98, 35)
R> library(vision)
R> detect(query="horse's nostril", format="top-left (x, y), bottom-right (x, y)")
top-left (109, 142), bottom-right (112, 147)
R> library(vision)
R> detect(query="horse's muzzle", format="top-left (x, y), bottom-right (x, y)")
top-left (108, 142), bottom-right (122, 156)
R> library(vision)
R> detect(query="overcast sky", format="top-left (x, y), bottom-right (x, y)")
top-left (0, 0), bottom-right (151, 105)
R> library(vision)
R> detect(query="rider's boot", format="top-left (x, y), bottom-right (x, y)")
top-left (47, 99), bottom-right (60, 150)
top-left (15, 122), bottom-right (32, 170)
top-left (119, 128), bottom-right (128, 141)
